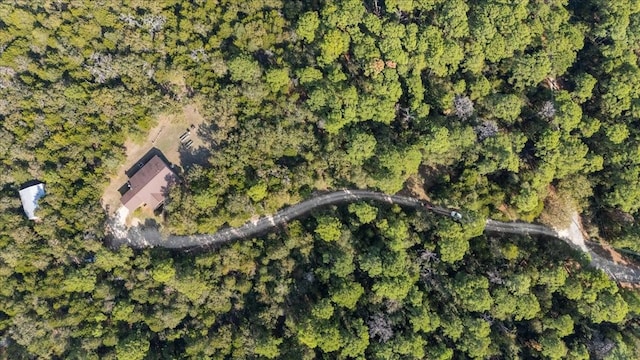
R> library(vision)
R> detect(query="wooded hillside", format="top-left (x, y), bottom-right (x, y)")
top-left (1, 0), bottom-right (640, 358)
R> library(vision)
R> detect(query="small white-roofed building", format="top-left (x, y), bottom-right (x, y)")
top-left (19, 182), bottom-right (45, 220)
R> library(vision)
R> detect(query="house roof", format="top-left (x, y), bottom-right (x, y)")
top-left (121, 155), bottom-right (176, 211)
top-left (19, 182), bottom-right (45, 220)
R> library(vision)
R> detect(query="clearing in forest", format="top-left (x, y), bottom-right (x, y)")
top-left (406, 174), bottom-right (431, 202)
top-left (101, 103), bottom-right (207, 215)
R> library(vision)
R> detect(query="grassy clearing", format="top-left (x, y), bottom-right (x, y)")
top-left (101, 103), bottom-right (206, 214)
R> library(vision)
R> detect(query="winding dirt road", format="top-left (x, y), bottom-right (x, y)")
top-left (107, 190), bottom-right (640, 284)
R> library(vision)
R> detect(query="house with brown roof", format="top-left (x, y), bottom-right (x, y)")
top-left (120, 155), bottom-right (177, 212)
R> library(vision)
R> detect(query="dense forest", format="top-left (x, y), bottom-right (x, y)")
top-left (2, 0), bottom-right (640, 358)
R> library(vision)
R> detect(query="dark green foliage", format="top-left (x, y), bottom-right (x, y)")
top-left (2, 0), bottom-right (640, 358)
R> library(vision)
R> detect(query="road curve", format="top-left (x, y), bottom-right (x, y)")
top-left (485, 219), bottom-right (640, 284)
top-left (107, 189), bottom-right (640, 284)
top-left (107, 190), bottom-right (425, 250)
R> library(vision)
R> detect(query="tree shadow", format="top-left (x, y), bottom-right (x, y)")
top-left (586, 240), bottom-right (640, 269)
top-left (479, 231), bottom-right (591, 267)
top-left (143, 218), bottom-right (159, 228)
top-left (19, 179), bottom-right (43, 190)
top-left (178, 145), bottom-right (211, 171)
top-left (159, 171), bottom-right (180, 198)
top-left (193, 118), bottom-right (222, 150)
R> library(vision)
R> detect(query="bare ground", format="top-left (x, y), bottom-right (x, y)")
top-left (557, 212), bottom-right (588, 252)
top-left (600, 242), bottom-right (629, 265)
top-left (101, 103), bottom-right (207, 215)
top-left (406, 175), bottom-right (431, 201)
top-left (497, 203), bottom-right (519, 221)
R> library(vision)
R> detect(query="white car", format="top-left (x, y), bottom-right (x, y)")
top-left (450, 211), bottom-right (463, 221)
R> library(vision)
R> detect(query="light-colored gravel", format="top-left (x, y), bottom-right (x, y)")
top-left (557, 212), bottom-right (588, 252)
top-left (107, 206), bottom-right (130, 240)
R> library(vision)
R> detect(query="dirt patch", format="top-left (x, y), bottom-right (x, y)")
top-left (619, 282), bottom-right (640, 289)
top-left (586, 240), bottom-right (640, 269)
top-left (589, 242), bottom-right (618, 262)
top-left (497, 203), bottom-right (518, 221)
top-left (600, 242), bottom-right (629, 266)
top-left (148, 104), bottom-right (206, 166)
top-left (407, 175), bottom-right (431, 201)
top-left (101, 103), bottom-right (207, 214)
